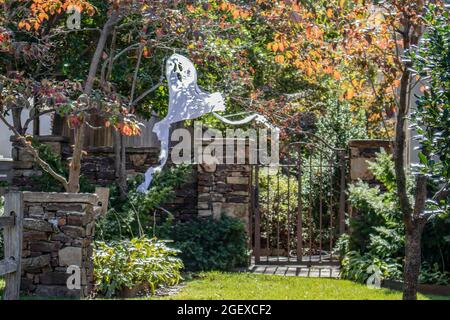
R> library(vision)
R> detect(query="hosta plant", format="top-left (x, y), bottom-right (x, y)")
top-left (93, 237), bottom-right (183, 298)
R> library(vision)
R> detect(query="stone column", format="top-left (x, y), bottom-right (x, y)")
top-left (197, 138), bottom-right (252, 231)
top-left (348, 139), bottom-right (393, 185)
top-left (20, 192), bottom-right (99, 298)
top-left (348, 139), bottom-right (393, 221)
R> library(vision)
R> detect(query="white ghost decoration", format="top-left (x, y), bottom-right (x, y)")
top-left (137, 54), bottom-right (225, 193)
top-left (137, 54), bottom-right (279, 193)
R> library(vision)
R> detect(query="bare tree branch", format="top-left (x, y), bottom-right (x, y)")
top-left (22, 108), bottom-right (56, 133)
top-left (129, 44), bottom-right (145, 107)
top-left (0, 114), bottom-right (69, 191)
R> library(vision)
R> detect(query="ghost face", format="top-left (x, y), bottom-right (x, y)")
top-left (166, 54), bottom-right (197, 91)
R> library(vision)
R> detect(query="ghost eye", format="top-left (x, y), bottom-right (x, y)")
top-left (178, 64), bottom-right (183, 71)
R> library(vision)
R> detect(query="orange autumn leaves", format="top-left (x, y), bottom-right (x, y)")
top-left (263, 2), bottom-right (349, 89)
top-left (111, 108), bottom-right (142, 137)
top-left (266, 37), bottom-right (290, 64)
top-left (114, 122), bottom-right (142, 136)
top-left (17, 0), bottom-right (95, 31)
top-left (69, 115), bottom-right (141, 137)
top-left (219, 1), bottom-right (251, 20)
top-left (0, 30), bottom-right (11, 51)
top-left (262, 1), bottom-right (400, 104)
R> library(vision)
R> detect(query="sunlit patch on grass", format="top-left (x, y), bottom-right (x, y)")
top-left (151, 272), bottom-right (446, 300)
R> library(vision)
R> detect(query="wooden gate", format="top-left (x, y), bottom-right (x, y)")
top-left (0, 192), bottom-right (23, 300)
top-left (251, 131), bottom-right (347, 265)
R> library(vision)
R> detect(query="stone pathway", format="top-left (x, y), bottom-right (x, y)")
top-left (249, 265), bottom-right (340, 278)
top-left (249, 255), bottom-right (341, 278)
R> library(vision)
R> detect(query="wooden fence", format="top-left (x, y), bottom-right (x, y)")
top-left (61, 116), bottom-right (160, 148)
top-left (0, 192), bottom-right (23, 300)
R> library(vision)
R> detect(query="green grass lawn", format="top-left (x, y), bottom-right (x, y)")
top-left (2, 272), bottom-right (449, 300)
top-left (155, 272), bottom-right (449, 300)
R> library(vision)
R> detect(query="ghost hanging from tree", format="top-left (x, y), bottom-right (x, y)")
top-left (137, 54), bottom-right (225, 192)
top-left (137, 54), bottom-right (278, 193)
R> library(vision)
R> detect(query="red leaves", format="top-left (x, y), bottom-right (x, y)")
top-left (68, 115), bottom-right (82, 128)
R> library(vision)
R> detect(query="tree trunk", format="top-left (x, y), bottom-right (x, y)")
top-left (67, 124), bottom-right (85, 193)
top-left (403, 174), bottom-right (428, 299)
top-left (114, 130), bottom-right (127, 199)
top-left (11, 103), bottom-right (23, 134)
top-left (394, 14), bottom-right (427, 298)
top-left (403, 220), bottom-right (425, 300)
top-left (66, 11), bottom-right (120, 193)
top-left (394, 69), bottom-right (413, 222)
top-left (119, 134), bottom-right (127, 198)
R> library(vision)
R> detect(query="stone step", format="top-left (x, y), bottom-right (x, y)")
top-left (249, 265), bottom-right (341, 278)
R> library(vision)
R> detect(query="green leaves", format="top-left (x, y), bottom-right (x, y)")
top-left (342, 152), bottom-right (406, 283)
top-left (96, 165), bottom-right (191, 240)
top-left (418, 151), bottom-right (428, 166)
top-left (170, 216), bottom-right (250, 272)
top-left (419, 262), bottom-right (450, 286)
top-left (411, 4), bottom-right (450, 194)
top-left (93, 237), bottom-right (183, 298)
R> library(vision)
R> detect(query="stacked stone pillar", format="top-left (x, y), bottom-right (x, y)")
top-left (20, 192), bottom-right (99, 298)
top-left (197, 138), bottom-right (252, 230)
top-left (348, 139), bottom-right (393, 220)
top-left (348, 139), bottom-right (393, 185)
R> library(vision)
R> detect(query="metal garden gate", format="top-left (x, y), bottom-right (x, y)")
top-left (250, 131), bottom-right (347, 266)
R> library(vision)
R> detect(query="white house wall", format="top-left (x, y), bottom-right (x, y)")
top-left (0, 112), bottom-right (52, 158)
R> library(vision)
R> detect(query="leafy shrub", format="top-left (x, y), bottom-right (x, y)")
top-left (421, 214), bottom-right (450, 275)
top-left (96, 165), bottom-right (191, 240)
top-left (95, 165), bottom-right (250, 273)
top-left (169, 216), bottom-right (250, 271)
top-left (339, 151), bottom-right (405, 283)
top-left (257, 170), bottom-right (299, 250)
top-left (340, 250), bottom-right (403, 283)
top-left (410, 5), bottom-right (450, 284)
top-left (419, 262), bottom-right (450, 286)
top-left (340, 151), bottom-right (450, 284)
top-left (93, 237), bottom-right (183, 297)
top-left (338, 232), bottom-right (403, 283)
top-left (410, 5), bottom-right (450, 189)
top-left (316, 97), bottom-right (367, 149)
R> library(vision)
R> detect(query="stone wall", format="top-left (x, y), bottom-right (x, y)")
top-left (164, 167), bottom-right (198, 221)
top-left (20, 192), bottom-right (99, 298)
top-left (196, 138), bottom-right (252, 230)
top-left (80, 147), bottom-right (198, 221)
top-left (349, 139), bottom-right (393, 185)
top-left (10, 136), bottom-right (163, 188)
top-left (11, 136), bottom-right (71, 191)
top-left (81, 146), bottom-right (161, 185)
top-left (11, 135), bottom-right (254, 228)
top-left (10, 136), bottom-right (197, 220)
top-left (348, 139), bottom-right (393, 221)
